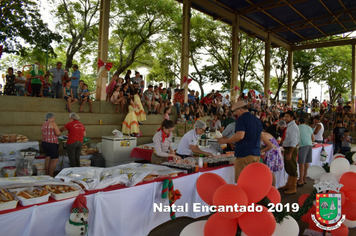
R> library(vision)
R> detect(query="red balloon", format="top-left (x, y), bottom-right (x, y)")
top-left (308, 216), bottom-right (323, 232)
top-left (330, 190), bottom-right (346, 205)
top-left (266, 186), bottom-right (281, 205)
top-left (301, 213), bottom-right (311, 223)
top-left (238, 205), bottom-right (276, 236)
top-left (204, 213), bottom-right (238, 236)
top-left (212, 184), bottom-right (248, 219)
top-left (344, 190), bottom-right (356, 202)
top-left (342, 199), bottom-right (356, 220)
top-left (237, 162), bottom-right (272, 204)
top-left (339, 172), bottom-right (356, 193)
top-left (298, 194), bottom-right (310, 206)
top-left (330, 223), bottom-right (349, 236)
top-left (196, 173), bottom-right (227, 205)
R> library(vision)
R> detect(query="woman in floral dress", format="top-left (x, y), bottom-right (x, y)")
top-left (260, 131), bottom-right (284, 173)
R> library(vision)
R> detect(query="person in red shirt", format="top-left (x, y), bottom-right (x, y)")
top-left (200, 93), bottom-right (213, 115)
top-left (60, 112), bottom-right (86, 167)
top-left (173, 89), bottom-right (186, 115)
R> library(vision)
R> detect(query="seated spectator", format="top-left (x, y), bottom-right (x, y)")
top-left (188, 90), bottom-right (197, 113)
top-left (195, 106), bottom-right (204, 120)
top-left (336, 104), bottom-right (343, 116)
top-left (195, 91), bottom-right (200, 104)
top-left (207, 114), bottom-right (222, 132)
top-left (15, 70), bottom-right (26, 96)
top-left (350, 115), bottom-right (356, 131)
top-left (79, 84), bottom-right (93, 113)
top-left (131, 71), bottom-right (142, 85)
top-left (163, 107), bottom-right (171, 121)
top-left (144, 85), bottom-right (159, 115)
top-left (158, 83), bottom-right (163, 93)
top-left (153, 86), bottom-right (163, 113)
top-left (200, 93), bottom-right (213, 115)
top-left (111, 85), bottom-right (125, 114)
top-left (340, 129), bottom-right (353, 155)
top-left (173, 89), bottom-right (187, 115)
top-left (343, 114), bottom-right (350, 129)
top-left (183, 106), bottom-right (194, 122)
top-left (174, 84), bottom-right (180, 93)
top-left (310, 108), bottom-right (319, 118)
top-left (266, 120), bottom-right (287, 141)
top-left (106, 74), bottom-right (118, 101)
top-left (42, 74), bottom-right (51, 98)
top-left (344, 101), bottom-right (352, 116)
top-left (63, 80), bottom-right (78, 112)
top-left (160, 88), bottom-right (170, 113)
top-left (222, 94), bottom-right (230, 107)
top-left (77, 80), bottom-right (84, 104)
top-left (328, 115), bottom-right (335, 130)
top-left (260, 113), bottom-right (267, 130)
top-left (221, 111), bottom-right (235, 132)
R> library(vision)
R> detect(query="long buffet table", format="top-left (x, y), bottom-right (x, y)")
top-left (0, 165), bottom-right (235, 236)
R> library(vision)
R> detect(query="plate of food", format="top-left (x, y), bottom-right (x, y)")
top-left (43, 185), bottom-right (81, 201)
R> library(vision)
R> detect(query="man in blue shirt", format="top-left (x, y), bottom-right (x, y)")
top-left (69, 64), bottom-right (80, 99)
top-left (218, 101), bottom-right (263, 182)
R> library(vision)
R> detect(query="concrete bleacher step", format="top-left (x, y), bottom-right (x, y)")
top-left (0, 96), bottom-right (178, 146)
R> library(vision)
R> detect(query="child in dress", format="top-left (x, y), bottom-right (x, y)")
top-left (133, 88), bottom-right (146, 123)
top-left (79, 84), bottom-right (93, 113)
top-left (106, 75), bottom-right (118, 101)
top-left (111, 85), bottom-right (125, 114)
top-left (122, 98), bottom-right (140, 137)
top-left (163, 107), bottom-right (171, 121)
top-left (42, 74), bottom-right (51, 98)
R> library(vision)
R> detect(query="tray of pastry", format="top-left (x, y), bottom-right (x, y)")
top-left (0, 189), bottom-right (18, 211)
top-left (43, 185), bottom-right (81, 201)
top-left (9, 187), bottom-right (50, 206)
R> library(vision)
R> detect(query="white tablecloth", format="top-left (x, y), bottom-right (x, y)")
top-left (310, 144), bottom-right (333, 167)
top-left (0, 166), bottom-right (234, 236)
top-left (0, 142), bottom-right (39, 160)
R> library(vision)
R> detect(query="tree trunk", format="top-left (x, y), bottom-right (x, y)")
top-left (199, 83), bottom-right (204, 99)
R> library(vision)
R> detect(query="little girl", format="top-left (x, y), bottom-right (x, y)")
top-left (122, 98), bottom-right (140, 137)
top-left (133, 88), bottom-right (146, 123)
top-left (111, 85), bottom-right (125, 114)
top-left (106, 75), bottom-right (118, 101)
top-left (163, 107), bottom-right (171, 121)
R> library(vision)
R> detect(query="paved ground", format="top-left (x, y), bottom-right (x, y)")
top-left (148, 177), bottom-right (356, 236)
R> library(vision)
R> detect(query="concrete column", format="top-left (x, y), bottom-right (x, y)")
top-left (230, 15), bottom-right (239, 105)
top-left (352, 43), bottom-right (356, 113)
top-left (287, 49), bottom-right (293, 106)
top-left (96, 0), bottom-right (111, 101)
top-left (264, 33), bottom-right (271, 105)
top-left (180, 0), bottom-right (191, 103)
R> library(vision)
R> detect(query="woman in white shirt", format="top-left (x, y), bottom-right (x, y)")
top-left (152, 120), bottom-right (181, 164)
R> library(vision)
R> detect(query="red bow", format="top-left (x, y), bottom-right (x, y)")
top-left (268, 90), bottom-right (273, 95)
top-left (98, 59), bottom-right (113, 71)
top-left (0, 45), bottom-right (3, 59)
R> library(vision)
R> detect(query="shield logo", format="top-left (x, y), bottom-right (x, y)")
top-left (316, 193), bottom-right (342, 224)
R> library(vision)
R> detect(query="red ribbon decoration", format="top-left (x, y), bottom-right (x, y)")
top-left (187, 78), bottom-right (192, 84)
top-left (98, 59), bottom-right (113, 71)
top-left (183, 76), bottom-right (187, 84)
top-left (0, 45), bottom-right (3, 59)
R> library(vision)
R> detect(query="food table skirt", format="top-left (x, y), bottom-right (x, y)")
top-left (0, 165), bottom-right (235, 236)
top-left (310, 144), bottom-right (333, 167)
top-left (0, 141), bottom-right (39, 160)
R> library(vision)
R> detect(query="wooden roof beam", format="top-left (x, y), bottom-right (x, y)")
top-left (318, 0), bottom-right (347, 31)
top-left (338, 0), bottom-right (356, 25)
top-left (245, 0), bottom-right (306, 40)
top-left (292, 38), bottom-right (356, 50)
top-left (189, 0), bottom-right (291, 49)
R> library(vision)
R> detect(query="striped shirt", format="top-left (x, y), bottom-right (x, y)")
top-left (42, 121), bottom-right (58, 144)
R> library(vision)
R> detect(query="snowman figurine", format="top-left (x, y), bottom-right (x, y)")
top-left (65, 195), bottom-right (89, 236)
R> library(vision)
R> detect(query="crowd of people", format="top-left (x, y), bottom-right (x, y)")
top-left (2, 62), bottom-right (93, 113)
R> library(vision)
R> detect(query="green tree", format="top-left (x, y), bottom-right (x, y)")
top-left (315, 45), bottom-right (351, 103)
top-left (49, 0), bottom-right (100, 71)
top-left (0, 0), bottom-right (61, 55)
top-left (109, 0), bottom-right (181, 76)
